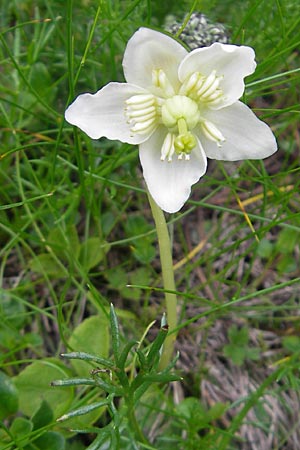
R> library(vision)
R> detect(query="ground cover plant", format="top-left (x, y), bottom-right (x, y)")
top-left (0, 0), bottom-right (300, 449)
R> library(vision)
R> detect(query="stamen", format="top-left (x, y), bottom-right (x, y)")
top-left (127, 111), bottom-right (156, 125)
top-left (181, 70), bottom-right (224, 106)
top-left (179, 72), bottom-right (200, 95)
top-left (125, 93), bottom-right (159, 136)
top-left (200, 78), bottom-right (220, 99)
top-left (125, 94), bottom-right (155, 106)
top-left (152, 69), bottom-right (175, 97)
top-left (126, 106), bottom-right (156, 119)
top-left (196, 70), bottom-right (218, 97)
top-left (201, 120), bottom-right (225, 146)
top-left (131, 119), bottom-right (157, 133)
top-left (161, 133), bottom-right (175, 162)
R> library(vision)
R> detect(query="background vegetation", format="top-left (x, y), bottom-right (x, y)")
top-left (0, 0), bottom-right (299, 449)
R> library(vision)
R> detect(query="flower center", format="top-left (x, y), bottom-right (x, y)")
top-left (160, 95), bottom-right (199, 160)
top-left (124, 69), bottom-right (226, 162)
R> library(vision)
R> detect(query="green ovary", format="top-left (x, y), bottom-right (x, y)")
top-left (174, 132), bottom-right (196, 158)
top-left (161, 96), bottom-right (200, 158)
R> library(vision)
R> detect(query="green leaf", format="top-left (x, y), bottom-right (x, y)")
top-left (257, 238), bottom-right (273, 259)
top-left (110, 304), bottom-right (120, 362)
top-left (0, 371), bottom-right (19, 420)
top-left (124, 216), bottom-right (155, 264)
top-left (224, 344), bottom-right (246, 366)
top-left (282, 336), bottom-right (300, 353)
top-left (122, 267), bottom-right (153, 301)
top-left (246, 347), bottom-right (260, 361)
top-left (35, 431), bottom-right (65, 450)
top-left (207, 402), bottom-right (228, 422)
top-left (176, 397), bottom-right (206, 428)
top-left (68, 315), bottom-right (110, 378)
top-left (106, 266), bottom-right (128, 289)
top-left (276, 228), bottom-right (298, 254)
top-left (29, 62), bottom-right (54, 100)
top-left (277, 254), bottom-right (297, 273)
top-left (32, 400), bottom-right (53, 430)
top-left (13, 359), bottom-right (73, 418)
top-left (146, 325), bottom-right (168, 368)
top-left (131, 242), bottom-right (156, 264)
top-left (228, 325), bottom-right (249, 346)
top-left (10, 417), bottom-right (33, 446)
top-left (0, 291), bottom-right (26, 329)
top-left (79, 238), bottom-right (109, 271)
top-left (29, 254), bottom-right (65, 277)
top-left (60, 352), bottom-right (114, 369)
top-left (47, 224), bottom-right (80, 261)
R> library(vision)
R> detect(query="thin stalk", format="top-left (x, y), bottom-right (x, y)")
top-left (147, 192), bottom-right (177, 370)
top-left (125, 396), bottom-right (149, 445)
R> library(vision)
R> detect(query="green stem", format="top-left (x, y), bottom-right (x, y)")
top-left (147, 192), bottom-right (178, 370)
top-left (128, 404), bottom-right (148, 444)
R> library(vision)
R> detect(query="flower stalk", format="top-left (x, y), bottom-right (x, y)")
top-left (147, 191), bottom-right (177, 369)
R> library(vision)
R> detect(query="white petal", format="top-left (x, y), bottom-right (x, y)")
top-left (178, 43), bottom-right (256, 108)
top-left (65, 82), bottom-right (151, 144)
top-left (199, 101), bottom-right (277, 160)
top-left (123, 27), bottom-right (188, 93)
top-left (139, 127), bottom-right (207, 213)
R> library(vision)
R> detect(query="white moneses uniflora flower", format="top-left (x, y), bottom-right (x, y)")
top-left (65, 27), bottom-right (277, 213)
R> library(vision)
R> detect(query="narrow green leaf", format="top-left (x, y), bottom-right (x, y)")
top-left (146, 325), bottom-right (168, 368)
top-left (57, 400), bottom-right (109, 422)
top-left (61, 352), bottom-right (114, 369)
top-left (133, 381), bottom-right (152, 404)
top-left (118, 340), bottom-right (138, 369)
top-left (51, 378), bottom-right (97, 387)
top-left (142, 373), bottom-right (182, 383)
top-left (136, 349), bottom-right (148, 371)
top-left (161, 351), bottom-right (180, 374)
top-left (110, 304), bottom-right (120, 362)
top-left (93, 376), bottom-right (123, 396)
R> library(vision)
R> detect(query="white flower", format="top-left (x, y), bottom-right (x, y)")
top-left (65, 27), bottom-right (277, 213)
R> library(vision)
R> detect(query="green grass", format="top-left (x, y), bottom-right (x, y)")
top-left (1, 0), bottom-right (300, 449)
